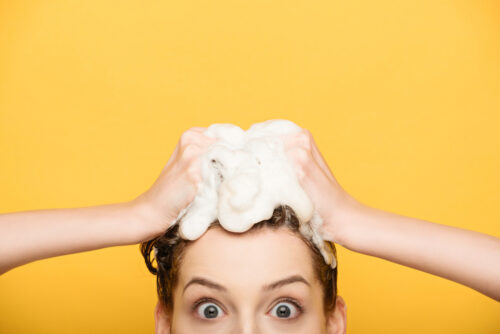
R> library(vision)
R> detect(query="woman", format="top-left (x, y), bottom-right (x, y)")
top-left (0, 127), bottom-right (499, 333)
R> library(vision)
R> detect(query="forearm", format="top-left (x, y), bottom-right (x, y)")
top-left (334, 199), bottom-right (500, 301)
top-left (0, 199), bottom-right (160, 275)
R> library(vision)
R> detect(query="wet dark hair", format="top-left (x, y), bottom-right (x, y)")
top-left (140, 204), bottom-right (338, 315)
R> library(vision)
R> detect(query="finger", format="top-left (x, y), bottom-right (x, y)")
top-left (279, 131), bottom-right (306, 151)
top-left (163, 140), bottom-right (181, 170)
top-left (185, 129), bottom-right (219, 147)
top-left (188, 127), bottom-right (217, 143)
top-left (188, 126), bottom-right (207, 132)
top-left (308, 132), bottom-right (336, 183)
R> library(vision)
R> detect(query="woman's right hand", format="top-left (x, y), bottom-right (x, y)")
top-left (133, 127), bottom-right (218, 241)
top-left (0, 127), bottom-right (218, 274)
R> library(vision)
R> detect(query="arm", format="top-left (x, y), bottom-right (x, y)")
top-left (331, 195), bottom-right (500, 302)
top-left (282, 129), bottom-right (500, 301)
top-left (0, 200), bottom-right (158, 275)
top-left (0, 127), bottom-right (216, 275)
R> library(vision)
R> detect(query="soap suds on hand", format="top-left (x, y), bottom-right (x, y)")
top-left (172, 119), bottom-right (336, 268)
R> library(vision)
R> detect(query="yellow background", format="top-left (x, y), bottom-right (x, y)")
top-left (1, 0), bottom-right (499, 332)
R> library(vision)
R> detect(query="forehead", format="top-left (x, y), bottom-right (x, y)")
top-left (178, 226), bottom-right (315, 287)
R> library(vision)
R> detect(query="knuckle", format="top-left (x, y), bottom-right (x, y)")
top-left (189, 127), bottom-right (206, 133)
top-left (180, 143), bottom-right (199, 160)
top-left (181, 128), bottom-right (214, 147)
top-left (179, 129), bottom-right (197, 146)
top-left (295, 147), bottom-right (310, 163)
top-left (185, 163), bottom-right (200, 183)
top-left (295, 131), bottom-right (312, 148)
top-left (290, 159), bottom-right (306, 181)
top-left (296, 168), bottom-right (306, 181)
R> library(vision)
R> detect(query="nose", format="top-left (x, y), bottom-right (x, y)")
top-left (233, 313), bottom-right (262, 334)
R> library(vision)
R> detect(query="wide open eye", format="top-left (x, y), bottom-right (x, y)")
top-left (269, 299), bottom-right (302, 320)
top-left (195, 300), bottom-right (224, 320)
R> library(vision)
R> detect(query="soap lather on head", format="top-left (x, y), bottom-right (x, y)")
top-left (171, 119), bottom-right (337, 268)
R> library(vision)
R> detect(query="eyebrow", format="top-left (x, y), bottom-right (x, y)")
top-left (182, 274), bottom-right (310, 295)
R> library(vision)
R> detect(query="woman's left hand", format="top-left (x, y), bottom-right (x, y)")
top-left (281, 128), bottom-right (363, 245)
top-left (282, 129), bottom-right (500, 302)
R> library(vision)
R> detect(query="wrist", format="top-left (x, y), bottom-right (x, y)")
top-left (126, 195), bottom-right (165, 243)
top-left (326, 192), bottom-right (369, 249)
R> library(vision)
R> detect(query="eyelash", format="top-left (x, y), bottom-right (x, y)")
top-left (192, 297), bottom-right (223, 313)
top-left (192, 297), bottom-right (304, 321)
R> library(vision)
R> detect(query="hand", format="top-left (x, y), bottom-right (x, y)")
top-left (281, 128), bottom-right (363, 245)
top-left (133, 127), bottom-right (218, 240)
top-left (283, 130), bottom-right (500, 302)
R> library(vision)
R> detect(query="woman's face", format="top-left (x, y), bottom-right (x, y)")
top-left (154, 226), bottom-right (347, 334)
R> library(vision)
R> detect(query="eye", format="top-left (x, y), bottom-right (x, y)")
top-left (269, 299), bottom-right (303, 320)
top-left (194, 298), bottom-right (225, 320)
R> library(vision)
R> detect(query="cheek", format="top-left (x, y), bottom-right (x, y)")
top-left (171, 307), bottom-right (233, 334)
top-left (258, 311), bottom-right (326, 334)
top-left (171, 314), bottom-right (326, 334)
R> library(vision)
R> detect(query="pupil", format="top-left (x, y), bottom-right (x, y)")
top-left (277, 305), bottom-right (291, 318)
top-left (204, 305), bottom-right (218, 318)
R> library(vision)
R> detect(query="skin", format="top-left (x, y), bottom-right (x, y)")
top-left (0, 126), bottom-right (499, 330)
top-left (154, 227), bottom-right (346, 334)
top-left (281, 129), bottom-right (500, 300)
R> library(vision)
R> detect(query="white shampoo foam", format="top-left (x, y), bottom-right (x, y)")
top-left (173, 119), bottom-right (336, 268)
